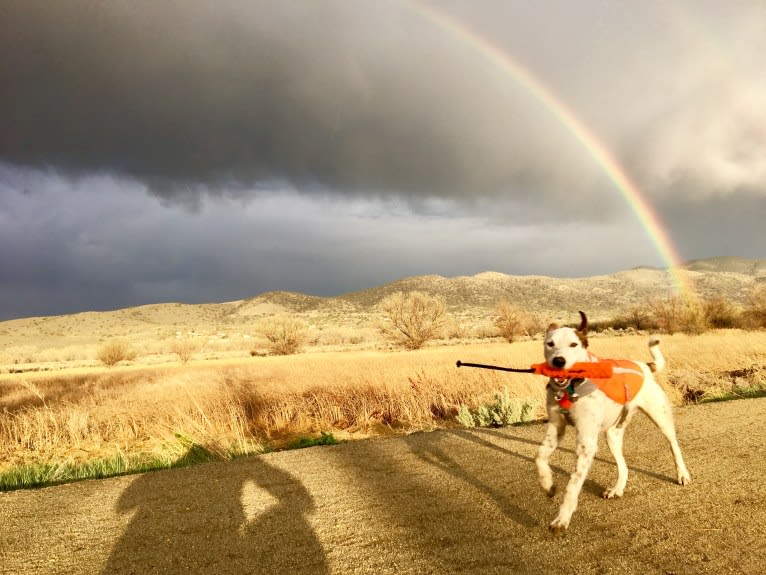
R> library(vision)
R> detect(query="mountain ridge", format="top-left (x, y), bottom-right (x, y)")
top-left (2, 258), bottom-right (764, 336)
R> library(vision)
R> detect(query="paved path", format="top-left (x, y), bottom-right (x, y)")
top-left (2, 398), bottom-right (765, 574)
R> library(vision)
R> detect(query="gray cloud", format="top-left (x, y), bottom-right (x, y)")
top-left (0, 165), bottom-right (659, 319)
top-left (2, 1), bottom-right (517, 197)
top-left (4, 0), bottom-right (765, 208)
top-left (0, 0), bottom-right (645, 216)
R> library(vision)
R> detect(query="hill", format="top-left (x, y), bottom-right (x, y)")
top-left (683, 256), bottom-right (766, 275)
top-left (334, 257), bottom-right (766, 316)
top-left (1, 257), bottom-right (764, 355)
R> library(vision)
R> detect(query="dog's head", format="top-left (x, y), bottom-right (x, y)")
top-left (544, 311), bottom-right (590, 370)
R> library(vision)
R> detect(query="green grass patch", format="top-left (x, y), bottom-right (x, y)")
top-left (286, 431), bottom-right (341, 450)
top-left (0, 453), bottom-right (159, 491)
top-left (0, 432), bottom-right (343, 491)
top-left (0, 435), bottom-right (260, 492)
top-left (699, 385), bottom-right (766, 404)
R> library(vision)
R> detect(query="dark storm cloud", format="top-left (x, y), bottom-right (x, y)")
top-left (3, 0), bottom-right (764, 210)
top-left (2, 0), bottom-right (581, 205)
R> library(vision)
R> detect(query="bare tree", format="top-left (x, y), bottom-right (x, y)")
top-left (649, 296), bottom-right (684, 334)
top-left (379, 291), bottom-right (446, 350)
top-left (650, 295), bottom-right (707, 335)
top-left (494, 300), bottom-right (526, 343)
top-left (258, 316), bottom-right (307, 355)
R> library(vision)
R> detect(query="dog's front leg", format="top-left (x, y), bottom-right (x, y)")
top-left (550, 427), bottom-right (598, 534)
top-left (536, 416), bottom-right (565, 497)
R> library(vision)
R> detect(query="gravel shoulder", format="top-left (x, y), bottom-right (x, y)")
top-left (2, 398), bottom-right (765, 575)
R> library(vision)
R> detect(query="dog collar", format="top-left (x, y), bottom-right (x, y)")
top-left (551, 378), bottom-right (598, 412)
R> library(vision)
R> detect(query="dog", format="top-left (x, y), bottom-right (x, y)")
top-left (536, 311), bottom-right (691, 534)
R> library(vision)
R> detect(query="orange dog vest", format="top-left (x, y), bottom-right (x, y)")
top-left (587, 354), bottom-right (645, 404)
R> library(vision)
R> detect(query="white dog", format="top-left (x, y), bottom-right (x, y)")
top-left (536, 312), bottom-right (691, 534)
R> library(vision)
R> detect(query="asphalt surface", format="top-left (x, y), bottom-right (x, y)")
top-left (2, 398), bottom-right (765, 574)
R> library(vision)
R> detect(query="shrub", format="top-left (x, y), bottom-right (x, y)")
top-left (457, 388), bottom-right (540, 428)
top-left (493, 301), bottom-right (537, 343)
top-left (649, 295), bottom-right (707, 335)
top-left (258, 316), bottom-right (307, 355)
top-left (679, 300), bottom-right (707, 335)
top-left (610, 306), bottom-right (657, 331)
top-left (742, 285), bottom-right (766, 328)
top-left (170, 339), bottom-right (198, 364)
top-left (703, 297), bottom-right (741, 329)
top-left (97, 340), bottom-right (135, 367)
top-left (378, 291), bottom-right (446, 350)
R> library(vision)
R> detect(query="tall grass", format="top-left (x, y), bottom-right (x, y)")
top-left (0, 343), bottom-right (542, 487)
top-left (2, 331), bottom-right (765, 489)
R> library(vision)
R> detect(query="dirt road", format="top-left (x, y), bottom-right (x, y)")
top-left (2, 398), bottom-right (764, 575)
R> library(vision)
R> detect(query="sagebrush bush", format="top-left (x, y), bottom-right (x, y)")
top-left (457, 388), bottom-right (540, 428)
top-left (258, 316), bottom-right (307, 355)
top-left (171, 339), bottom-right (198, 364)
top-left (97, 340), bottom-right (135, 367)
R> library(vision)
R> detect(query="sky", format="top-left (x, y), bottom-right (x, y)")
top-left (1, 0), bottom-right (765, 320)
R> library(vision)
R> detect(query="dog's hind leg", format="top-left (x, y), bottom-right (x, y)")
top-left (639, 382), bottom-right (691, 486)
top-left (603, 425), bottom-right (628, 498)
top-left (536, 419), bottom-right (565, 497)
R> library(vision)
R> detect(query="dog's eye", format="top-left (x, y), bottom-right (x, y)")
top-left (546, 341), bottom-right (554, 347)
top-left (569, 342), bottom-right (578, 348)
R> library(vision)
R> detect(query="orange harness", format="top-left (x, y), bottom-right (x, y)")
top-left (555, 353), bottom-right (645, 412)
top-left (586, 353), bottom-right (645, 404)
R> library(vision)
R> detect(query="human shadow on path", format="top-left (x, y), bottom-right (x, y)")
top-left (100, 454), bottom-right (328, 575)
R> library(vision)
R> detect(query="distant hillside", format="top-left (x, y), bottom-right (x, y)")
top-left (333, 259), bottom-right (764, 318)
top-left (2, 257), bottom-right (764, 344)
top-left (682, 256), bottom-right (766, 275)
top-left (228, 257), bottom-right (765, 321)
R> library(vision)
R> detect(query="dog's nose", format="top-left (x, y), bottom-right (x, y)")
top-left (552, 356), bottom-right (566, 369)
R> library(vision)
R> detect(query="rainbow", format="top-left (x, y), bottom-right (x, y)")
top-left (406, 1), bottom-right (696, 300)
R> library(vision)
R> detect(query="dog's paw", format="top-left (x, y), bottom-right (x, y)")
top-left (677, 471), bottom-right (691, 486)
top-left (602, 487), bottom-right (623, 500)
top-left (545, 485), bottom-right (557, 498)
top-left (538, 475), bottom-right (556, 497)
top-left (548, 517), bottom-right (569, 535)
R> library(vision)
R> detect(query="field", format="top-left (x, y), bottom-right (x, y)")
top-left (2, 281), bottom-right (766, 573)
top-left (2, 324), bottom-right (765, 488)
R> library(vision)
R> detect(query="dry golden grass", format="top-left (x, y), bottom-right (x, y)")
top-left (0, 343), bottom-right (539, 471)
top-left (2, 330), bottom-right (765, 476)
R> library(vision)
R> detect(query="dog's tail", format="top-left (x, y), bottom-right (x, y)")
top-left (647, 337), bottom-right (665, 373)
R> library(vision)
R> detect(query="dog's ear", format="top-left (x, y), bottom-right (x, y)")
top-left (576, 311), bottom-right (589, 348)
top-left (546, 323), bottom-right (559, 332)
